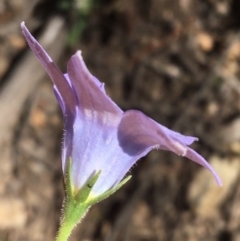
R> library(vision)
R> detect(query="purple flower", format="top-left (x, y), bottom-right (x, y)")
top-left (21, 22), bottom-right (222, 197)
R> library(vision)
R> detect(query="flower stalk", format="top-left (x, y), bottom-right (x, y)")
top-left (56, 201), bottom-right (89, 241)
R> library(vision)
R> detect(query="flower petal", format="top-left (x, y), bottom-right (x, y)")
top-left (185, 148), bottom-right (222, 186)
top-left (70, 111), bottom-right (121, 194)
top-left (70, 110), bottom-right (153, 196)
top-left (118, 110), bottom-right (222, 186)
top-left (67, 51), bottom-right (122, 122)
top-left (159, 125), bottom-right (198, 145)
top-left (21, 22), bottom-right (76, 116)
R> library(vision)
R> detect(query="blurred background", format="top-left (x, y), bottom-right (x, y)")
top-left (0, 0), bottom-right (240, 240)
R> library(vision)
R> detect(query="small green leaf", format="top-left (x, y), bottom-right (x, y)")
top-left (66, 158), bottom-right (74, 199)
top-left (86, 175), bottom-right (132, 206)
top-left (75, 170), bottom-right (101, 203)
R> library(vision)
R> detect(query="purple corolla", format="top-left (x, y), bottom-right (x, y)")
top-left (21, 23), bottom-right (222, 198)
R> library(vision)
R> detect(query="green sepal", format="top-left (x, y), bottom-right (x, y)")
top-left (66, 158), bottom-right (74, 199)
top-left (86, 175), bottom-right (132, 206)
top-left (65, 158), bottom-right (131, 206)
top-left (75, 170), bottom-right (101, 203)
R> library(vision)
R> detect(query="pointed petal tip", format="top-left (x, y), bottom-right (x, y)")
top-left (20, 21), bottom-right (25, 28)
top-left (206, 164), bottom-right (222, 186)
top-left (202, 160), bottom-right (223, 187)
top-left (20, 22), bottom-right (28, 35)
top-left (72, 51), bottom-right (83, 62)
top-left (20, 22), bottom-right (35, 47)
top-left (76, 50), bottom-right (82, 56)
top-left (71, 51), bottom-right (83, 67)
top-left (215, 174), bottom-right (223, 187)
top-left (207, 162), bottom-right (222, 186)
top-left (200, 157), bottom-right (223, 187)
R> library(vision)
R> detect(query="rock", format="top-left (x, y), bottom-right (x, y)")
top-left (0, 197), bottom-right (27, 229)
top-left (215, 118), bottom-right (240, 153)
top-left (195, 32), bottom-right (214, 52)
top-left (7, 34), bottom-right (26, 50)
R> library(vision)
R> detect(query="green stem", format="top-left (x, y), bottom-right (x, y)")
top-left (56, 199), bottom-right (89, 241)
